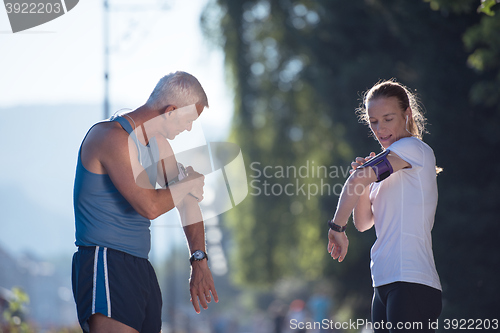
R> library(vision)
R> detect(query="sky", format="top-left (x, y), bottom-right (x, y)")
top-left (0, 0), bottom-right (233, 263)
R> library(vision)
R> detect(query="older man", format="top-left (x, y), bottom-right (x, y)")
top-left (72, 71), bottom-right (218, 333)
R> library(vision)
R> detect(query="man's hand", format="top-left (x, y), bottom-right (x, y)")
top-left (170, 166), bottom-right (205, 207)
top-left (327, 229), bottom-right (349, 262)
top-left (189, 259), bottom-right (218, 314)
top-left (185, 166), bottom-right (205, 202)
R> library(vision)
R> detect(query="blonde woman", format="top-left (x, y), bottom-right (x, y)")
top-left (327, 80), bottom-right (441, 332)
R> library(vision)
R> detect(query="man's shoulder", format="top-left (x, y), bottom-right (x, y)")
top-left (85, 121), bottom-right (128, 148)
top-left (81, 121), bottom-right (131, 172)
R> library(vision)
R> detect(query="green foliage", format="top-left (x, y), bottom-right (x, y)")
top-left (1, 287), bottom-right (32, 333)
top-left (424, 0), bottom-right (475, 13)
top-left (477, 0), bottom-right (500, 15)
top-left (0, 288), bottom-right (81, 333)
top-left (208, 0), bottom-right (344, 288)
top-left (430, 0), bottom-right (500, 111)
top-left (424, 0), bottom-right (500, 15)
top-left (463, 14), bottom-right (500, 107)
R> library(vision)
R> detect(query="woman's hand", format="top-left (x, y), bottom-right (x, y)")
top-left (350, 152), bottom-right (376, 174)
top-left (327, 229), bottom-right (349, 262)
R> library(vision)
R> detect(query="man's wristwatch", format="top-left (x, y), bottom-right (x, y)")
top-left (190, 250), bottom-right (208, 264)
top-left (328, 219), bottom-right (347, 232)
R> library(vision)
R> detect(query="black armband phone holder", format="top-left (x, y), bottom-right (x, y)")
top-left (358, 149), bottom-right (394, 182)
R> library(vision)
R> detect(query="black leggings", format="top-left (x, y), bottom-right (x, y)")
top-left (372, 282), bottom-right (442, 333)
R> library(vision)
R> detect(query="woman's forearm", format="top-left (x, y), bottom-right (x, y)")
top-left (331, 168), bottom-right (376, 227)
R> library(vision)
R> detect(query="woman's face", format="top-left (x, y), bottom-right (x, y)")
top-left (367, 96), bottom-right (411, 149)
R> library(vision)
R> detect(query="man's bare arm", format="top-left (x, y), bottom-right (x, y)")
top-left (177, 196), bottom-right (219, 313)
top-left (98, 126), bottom-right (202, 219)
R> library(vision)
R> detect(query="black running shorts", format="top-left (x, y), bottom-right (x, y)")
top-left (72, 246), bottom-right (162, 333)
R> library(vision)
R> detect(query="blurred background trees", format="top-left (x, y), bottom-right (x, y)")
top-left (202, 0), bottom-right (500, 325)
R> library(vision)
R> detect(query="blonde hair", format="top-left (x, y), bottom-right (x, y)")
top-left (356, 79), bottom-right (427, 140)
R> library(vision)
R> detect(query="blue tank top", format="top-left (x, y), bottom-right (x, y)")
top-left (73, 116), bottom-right (160, 259)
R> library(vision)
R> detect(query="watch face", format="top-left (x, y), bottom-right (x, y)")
top-left (194, 250), bottom-right (205, 259)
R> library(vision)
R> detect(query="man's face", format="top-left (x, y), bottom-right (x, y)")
top-left (165, 104), bottom-right (203, 140)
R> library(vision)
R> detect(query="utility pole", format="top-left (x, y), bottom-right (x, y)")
top-left (103, 0), bottom-right (110, 119)
top-left (102, 0), bottom-right (170, 119)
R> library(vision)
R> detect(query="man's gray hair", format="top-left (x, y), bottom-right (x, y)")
top-left (146, 71), bottom-right (209, 110)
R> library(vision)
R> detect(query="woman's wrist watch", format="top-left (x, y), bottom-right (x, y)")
top-left (190, 250), bottom-right (208, 264)
top-left (328, 219), bottom-right (347, 232)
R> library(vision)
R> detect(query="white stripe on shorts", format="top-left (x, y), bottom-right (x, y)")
top-left (91, 246), bottom-right (111, 317)
top-left (103, 247), bottom-right (111, 317)
top-left (91, 246), bottom-right (99, 314)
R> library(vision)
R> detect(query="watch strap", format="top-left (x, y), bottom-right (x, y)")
top-left (328, 219), bottom-right (347, 232)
